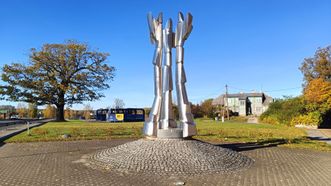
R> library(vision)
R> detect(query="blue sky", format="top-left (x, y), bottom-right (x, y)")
top-left (0, 0), bottom-right (330, 109)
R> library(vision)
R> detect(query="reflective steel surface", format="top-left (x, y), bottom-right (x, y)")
top-left (143, 12), bottom-right (197, 138)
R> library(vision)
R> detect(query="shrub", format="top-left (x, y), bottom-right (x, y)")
top-left (230, 116), bottom-right (247, 123)
top-left (260, 96), bottom-right (306, 125)
top-left (290, 112), bottom-right (322, 126)
top-left (260, 116), bottom-right (280, 125)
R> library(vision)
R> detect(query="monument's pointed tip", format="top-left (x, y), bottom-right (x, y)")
top-left (157, 12), bottom-right (163, 23)
top-left (185, 13), bottom-right (193, 29)
top-left (187, 12), bottom-right (193, 21)
top-left (178, 12), bottom-right (184, 22)
top-left (147, 13), bottom-right (153, 23)
top-left (166, 19), bottom-right (172, 29)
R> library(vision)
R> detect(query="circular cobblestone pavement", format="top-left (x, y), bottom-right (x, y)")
top-left (85, 138), bottom-right (253, 175)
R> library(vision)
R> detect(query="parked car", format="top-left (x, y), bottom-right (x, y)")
top-left (10, 115), bottom-right (19, 120)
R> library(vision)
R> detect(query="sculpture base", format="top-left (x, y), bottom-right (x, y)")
top-left (182, 122), bottom-right (197, 137)
top-left (157, 128), bottom-right (183, 139)
top-left (83, 139), bottom-right (254, 175)
top-left (144, 120), bottom-right (197, 138)
top-left (143, 121), bottom-right (157, 136)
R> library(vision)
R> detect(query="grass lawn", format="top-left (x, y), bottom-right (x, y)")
top-left (6, 120), bottom-right (144, 142)
top-left (5, 119), bottom-right (331, 152)
top-left (194, 119), bottom-right (331, 152)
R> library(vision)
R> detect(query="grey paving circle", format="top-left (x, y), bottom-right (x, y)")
top-left (84, 138), bottom-right (254, 175)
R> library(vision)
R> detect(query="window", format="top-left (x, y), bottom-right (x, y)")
top-left (136, 110), bottom-right (144, 115)
top-left (256, 97), bottom-right (262, 103)
top-left (256, 107), bottom-right (261, 112)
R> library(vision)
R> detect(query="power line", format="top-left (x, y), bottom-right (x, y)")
top-left (227, 86), bottom-right (254, 92)
top-left (263, 87), bottom-right (302, 92)
top-left (228, 85), bottom-right (301, 93)
top-left (188, 85), bottom-right (301, 103)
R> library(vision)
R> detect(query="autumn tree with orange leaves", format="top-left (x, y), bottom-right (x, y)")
top-left (300, 46), bottom-right (331, 86)
top-left (300, 46), bottom-right (331, 112)
top-left (299, 46), bottom-right (331, 127)
top-left (304, 78), bottom-right (331, 113)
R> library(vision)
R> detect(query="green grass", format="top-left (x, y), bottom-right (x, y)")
top-left (6, 120), bottom-right (143, 142)
top-left (5, 118), bottom-right (331, 152)
top-left (194, 118), bottom-right (331, 152)
top-left (194, 118), bottom-right (305, 143)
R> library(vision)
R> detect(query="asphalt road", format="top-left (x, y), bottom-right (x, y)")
top-left (0, 119), bottom-right (51, 142)
top-left (0, 119), bottom-right (48, 132)
top-left (0, 119), bottom-right (40, 125)
top-left (0, 123), bottom-right (28, 131)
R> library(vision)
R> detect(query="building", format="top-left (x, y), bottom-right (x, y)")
top-left (0, 105), bottom-right (16, 119)
top-left (212, 92), bottom-right (273, 116)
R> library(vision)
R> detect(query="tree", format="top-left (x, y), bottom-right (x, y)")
top-left (304, 78), bottom-right (331, 113)
top-left (70, 109), bottom-right (79, 119)
top-left (172, 103), bottom-right (179, 120)
top-left (191, 103), bottom-right (203, 118)
top-left (300, 46), bottom-right (331, 85)
top-left (43, 105), bottom-right (56, 119)
top-left (0, 41), bottom-right (115, 121)
top-left (300, 46), bottom-right (331, 128)
top-left (200, 99), bottom-right (215, 118)
top-left (83, 104), bottom-right (93, 120)
top-left (28, 103), bottom-right (38, 118)
top-left (64, 107), bottom-right (72, 119)
top-left (16, 103), bottom-right (28, 118)
top-left (112, 98), bottom-right (125, 109)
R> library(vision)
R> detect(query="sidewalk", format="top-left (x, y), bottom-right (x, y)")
top-left (306, 129), bottom-right (331, 145)
top-left (0, 139), bottom-right (330, 186)
top-left (0, 119), bottom-right (51, 142)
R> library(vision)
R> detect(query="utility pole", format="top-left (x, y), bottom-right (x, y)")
top-left (225, 84), bottom-right (230, 120)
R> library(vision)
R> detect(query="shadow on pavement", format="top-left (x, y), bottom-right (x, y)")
top-left (192, 138), bottom-right (288, 152)
top-left (217, 139), bottom-right (287, 152)
top-left (307, 136), bottom-right (331, 141)
top-left (0, 141), bottom-right (5, 149)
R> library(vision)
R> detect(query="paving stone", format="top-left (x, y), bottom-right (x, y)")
top-left (84, 139), bottom-right (253, 175)
top-left (0, 139), bottom-right (330, 185)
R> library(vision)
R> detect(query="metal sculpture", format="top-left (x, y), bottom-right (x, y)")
top-left (159, 19), bottom-right (176, 130)
top-left (143, 13), bottom-right (163, 136)
top-left (174, 12), bottom-right (196, 137)
top-left (143, 12), bottom-right (197, 138)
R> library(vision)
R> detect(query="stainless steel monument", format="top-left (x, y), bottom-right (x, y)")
top-left (85, 12), bottom-right (254, 176)
top-left (143, 12), bottom-right (197, 138)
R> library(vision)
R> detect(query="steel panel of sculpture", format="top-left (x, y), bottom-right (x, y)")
top-left (143, 12), bottom-right (197, 138)
top-left (143, 13), bottom-right (163, 136)
top-left (159, 19), bottom-right (176, 130)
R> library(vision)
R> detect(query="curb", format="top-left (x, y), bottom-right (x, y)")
top-left (306, 129), bottom-right (331, 145)
top-left (0, 120), bottom-right (50, 142)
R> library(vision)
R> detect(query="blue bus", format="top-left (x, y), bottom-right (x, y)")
top-left (96, 108), bottom-right (145, 122)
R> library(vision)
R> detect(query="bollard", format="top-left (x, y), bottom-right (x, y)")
top-left (26, 121), bottom-right (31, 136)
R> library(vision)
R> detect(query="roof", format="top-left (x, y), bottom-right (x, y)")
top-left (212, 92), bottom-right (272, 106)
top-left (212, 95), bottom-right (224, 105)
top-left (227, 93), bottom-right (264, 98)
